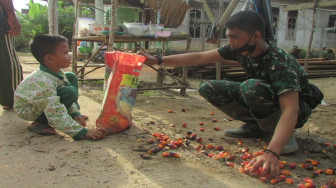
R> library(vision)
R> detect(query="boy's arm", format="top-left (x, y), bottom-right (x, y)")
top-left (44, 96), bottom-right (88, 141)
top-left (68, 102), bottom-right (81, 118)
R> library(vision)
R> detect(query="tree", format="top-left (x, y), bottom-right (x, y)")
top-left (15, 1), bottom-right (94, 51)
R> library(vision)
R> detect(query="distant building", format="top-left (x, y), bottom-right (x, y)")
top-left (21, 9), bottom-right (29, 15)
top-left (165, 0), bottom-right (336, 54)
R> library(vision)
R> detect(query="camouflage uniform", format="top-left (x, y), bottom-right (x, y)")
top-left (199, 44), bottom-right (314, 128)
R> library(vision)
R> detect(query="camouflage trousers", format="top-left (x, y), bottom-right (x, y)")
top-left (198, 79), bottom-right (311, 128)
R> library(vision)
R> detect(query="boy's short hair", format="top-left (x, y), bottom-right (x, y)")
top-left (29, 34), bottom-right (68, 64)
top-left (225, 11), bottom-right (265, 38)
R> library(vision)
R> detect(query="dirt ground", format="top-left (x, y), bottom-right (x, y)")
top-left (0, 53), bottom-right (335, 187)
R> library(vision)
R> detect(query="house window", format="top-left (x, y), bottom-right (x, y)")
top-left (189, 9), bottom-right (202, 38)
top-left (286, 10), bottom-right (298, 40)
top-left (272, 7), bottom-right (279, 37)
top-left (328, 15), bottom-right (336, 33)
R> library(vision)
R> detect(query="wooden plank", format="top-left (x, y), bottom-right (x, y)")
top-left (307, 66), bottom-right (336, 70)
top-left (307, 70), bottom-right (336, 73)
top-left (283, 0), bottom-right (336, 11)
top-left (297, 60), bottom-right (336, 63)
top-left (298, 62), bottom-right (336, 65)
top-left (77, 64), bottom-right (105, 67)
top-left (297, 58), bottom-right (324, 61)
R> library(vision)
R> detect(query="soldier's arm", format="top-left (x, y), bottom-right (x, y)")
top-left (267, 91), bottom-right (299, 155)
top-left (141, 49), bottom-right (226, 67)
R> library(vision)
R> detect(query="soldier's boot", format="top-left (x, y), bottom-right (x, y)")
top-left (222, 101), bottom-right (266, 138)
top-left (280, 130), bottom-right (299, 155)
top-left (253, 110), bottom-right (298, 155)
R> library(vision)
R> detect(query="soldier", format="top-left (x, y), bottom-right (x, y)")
top-left (141, 11), bottom-right (318, 178)
top-left (325, 48), bottom-right (335, 60)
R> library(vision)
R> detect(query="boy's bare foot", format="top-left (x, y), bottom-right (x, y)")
top-left (28, 121), bottom-right (57, 135)
top-left (74, 116), bottom-right (86, 127)
top-left (2, 105), bottom-right (13, 111)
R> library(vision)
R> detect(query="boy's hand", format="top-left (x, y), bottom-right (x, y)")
top-left (83, 129), bottom-right (105, 140)
top-left (74, 116), bottom-right (86, 127)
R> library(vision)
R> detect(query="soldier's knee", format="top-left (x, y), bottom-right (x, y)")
top-left (240, 79), bottom-right (267, 98)
top-left (198, 80), bottom-right (212, 97)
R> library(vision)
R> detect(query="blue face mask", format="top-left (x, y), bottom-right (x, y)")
top-left (230, 33), bottom-right (256, 56)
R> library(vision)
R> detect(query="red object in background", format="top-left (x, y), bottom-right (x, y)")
top-left (96, 51), bottom-right (145, 134)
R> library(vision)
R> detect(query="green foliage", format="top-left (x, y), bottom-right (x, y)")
top-left (15, 3), bottom-right (48, 51)
top-left (15, 1), bottom-right (94, 52)
top-left (57, 5), bottom-right (75, 46)
top-left (28, 0), bottom-right (44, 18)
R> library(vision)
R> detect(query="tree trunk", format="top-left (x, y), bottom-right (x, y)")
top-left (304, 0), bottom-right (318, 73)
top-left (48, 0), bottom-right (58, 35)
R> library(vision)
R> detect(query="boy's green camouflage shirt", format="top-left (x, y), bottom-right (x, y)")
top-left (14, 65), bottom-right (88, 140)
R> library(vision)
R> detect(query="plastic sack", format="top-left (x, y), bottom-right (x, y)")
top-left (96, 51), bottom-right (145, 134)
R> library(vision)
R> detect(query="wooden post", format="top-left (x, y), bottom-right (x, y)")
top-left (180, 39), bottom-right (192, 96)
top-left (48, 0), bottom-right (58, 35)
top-left (216, 0), bottom-right (224, 80)
top-left (104, 0), bottom-right (116, 91)
top-left (108, 0), bottom-right (116, 50)
top-left (72, 0), bottom-right (79, 74)
top-left (156, 41), bottom-right (165, 87)
top-left (318, 28), bottom-right (325, 58)
top-left (304, 0), bottom-right (318, 73)
top-left (156, 68), bottom-right (165, 87)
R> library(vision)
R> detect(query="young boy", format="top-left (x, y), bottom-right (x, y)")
top-left (14, 34), bottom-right (104, 141)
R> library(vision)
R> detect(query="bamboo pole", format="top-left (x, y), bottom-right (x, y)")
top-left (202, 0), bottom-right (214, 22)
top-left (216, 0), bottom-right (239, 32)
top-left (304, 0), bottom-right (318, 73)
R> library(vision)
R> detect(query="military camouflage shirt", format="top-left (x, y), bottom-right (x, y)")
top-left (218, 45), bottom-right (314, 106)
